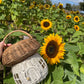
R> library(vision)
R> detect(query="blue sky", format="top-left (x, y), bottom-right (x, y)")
top-left (51, 0), bottom-right (84, 7)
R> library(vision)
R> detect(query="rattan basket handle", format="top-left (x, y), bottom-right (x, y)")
top-left (3, 30), bottom-right (32, 42)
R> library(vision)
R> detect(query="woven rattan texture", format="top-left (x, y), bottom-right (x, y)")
top-left (2, 38), bottom-right (40, 67)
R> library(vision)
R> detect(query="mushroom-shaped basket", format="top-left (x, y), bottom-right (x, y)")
top-left (2, 30), bottom-right (40, 67)
top-left (12, 53), bottom-right (48, 84)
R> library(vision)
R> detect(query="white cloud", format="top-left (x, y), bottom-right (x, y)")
top-left (69, 0), bottom-right (83, 3)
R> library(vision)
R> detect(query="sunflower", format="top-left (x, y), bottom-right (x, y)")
top-left (29, 5), bottom-right (34, 9)
top-left (41, 19), bottom-right (52, 31)
top-left (66, 15), bottom-right (71, 19)
top-left (66, 12), bottom-right (70, 15)
top-left (73, 11), bottom-right (76, 15)
top-left (58, 3), bottom-right (63, 9)
top-left (32, 1), bottom-right (37, 5)
top-left (62, 9), bottom-right (65, 13)
top-left (20, 0), bottom-right (25, 3)
top-left (74, 16), bottom-right (79, 22)
top-left (39, 5), bottom-right (44, 10)
top-left (33, 1), bottom-right (35, 4)
top-left (44, 4), bottom-right (50, 9)
top-left (10, 23), bottom-right (14, 28)
top-left (76, 11), bottom-right (80, 14)
top-left (70, 11), bottom-right (73, 14)
top-left (36, 4), bottom-right (38, 7)
top-left (0, 0), bottom-right (2, 4)
top-left (52, 5), bottom-right (56, 8)
top-left (80, 15), bottom-right (82, 17)
top-left (40, 33), bottom-right (65, 65)
top-left (74, 25), bottom-right (80, 31)
top-left (82, 22), bottom-right (84, 25)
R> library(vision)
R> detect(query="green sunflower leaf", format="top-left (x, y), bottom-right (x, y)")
top-left (11, 15), bottom-right (16, 20)
top-left (64, 77), bottom-right (76, 84)
top-left (64, 52), bottom-right (79, 76)
top-left (80, 73), bottom-right (84, 84)
top-left (52, 66), bottom-right (64, 80)
top-left (0, 28), bottom-right (4, 34)
top-left (69, 37), bottom-right (79, 43)
top-left (3, 72), bottom-right (15, 84)
top-left (66, 29), bottom-right (74, 33)
top-left (10, 32), bottom-right (26, 36)
top-left (72, 31), bottom-right (83, 38)
top-left (44, 74), bottom-right (51, 84)
top-left (80, 64), bottom-right (84, 74)
top-left (64, 69), bottom-right (75, 81)
top-left (65, 43), bottom-right (79, 52)
top-left (76, 73), bottom-right (84, 84)
top-left (51, 79), bottom-right (63, 84)
top-left (0, 14), bottom-right (6, 20)
top-left (77, 42), bottom-right (84, 55)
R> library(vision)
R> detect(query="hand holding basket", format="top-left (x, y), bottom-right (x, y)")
top-left (2, 30), bottom-right (40, 67)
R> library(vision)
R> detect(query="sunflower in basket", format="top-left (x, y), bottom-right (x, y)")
top-left (40, 33), bottom-right (65, 65)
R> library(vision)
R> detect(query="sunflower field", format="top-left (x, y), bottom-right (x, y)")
top-left (0, 0), bottom-right (84, 84)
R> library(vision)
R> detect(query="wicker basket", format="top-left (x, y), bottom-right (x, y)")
top-left (2, 30), bottom-right (41, 67)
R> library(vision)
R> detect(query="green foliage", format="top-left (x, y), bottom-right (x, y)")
top-left (51, 79), bottom-right (63, 84)
top-left (65, 3), bottom-right (72, 10)
top-left (0, 0), bottom-right (84, 84)
top-left (52, 66), bottom-right (64, 81)
top-left (64, 77), bottom-right (76, 84)
top-left (72, 31), bottom-right (84, 37)
top-left (80, 64), bottom-right (84, 74)
top-left (77, 42), bottom-right (84, 55)
top-left (51, 66), bottom-right (64, 84)
top-left (65, 52), bottom-right (79, 76)
top-left (3, 73), bottom-right (15, 84)
top-left (65, 43), bottom-right (79, 52)
top-left (79, 2), bottom-right (84, 11)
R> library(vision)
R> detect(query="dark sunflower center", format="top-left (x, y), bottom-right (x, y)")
top-left (40, 6), bottom-right (43, 9)
top-left (43, 21), bottom-right (50, 27)
top-left (67, 16), bottom-right (70, 19)
top-left (35, 3), bottom-right (37, 6)
top-left (46, 40), bottom-right (59, 58)
top-left (48, 46), bottom-right (55, 54)
top-left (76, 11), bottom-right (79, 14)
top-left (76, 27), bottom-right (78, 29)
top-left (59, 5), bottom-right (63, 9)
top-left (46, 5), bottom-right (49, 8)
top-left (75, 17), bottom-right (78, 21)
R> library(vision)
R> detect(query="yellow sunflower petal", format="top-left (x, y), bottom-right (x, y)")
top-left (74, 25), bottom-right (80, 31)
top-left (40, 33), bottom-right (65, 65)
top-left (41, 19), bottom-right (52, 31)
top-left (74, 16), bottom-right (79, 22)
top-left (0, 0), bottom-right (2, 4)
